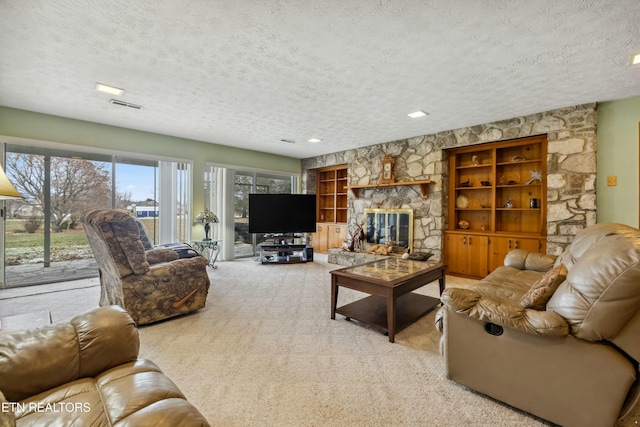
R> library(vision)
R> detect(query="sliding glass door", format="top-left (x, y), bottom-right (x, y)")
top-left (1, 143), bottom-right (191, 288)
top-left (235, 171), bottom-right (294, 257)
top-left (205, 165), bottom-right (296, 259)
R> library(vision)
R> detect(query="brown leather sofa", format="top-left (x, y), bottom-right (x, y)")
top-left (436, 222), bottom-right (640, 427)
top-left (81, 209), bottom-right (210, 325)
top-left (0, 305), bottom-right (209, 426)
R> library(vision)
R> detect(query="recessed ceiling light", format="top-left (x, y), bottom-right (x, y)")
top-left (308, 138), bottom-right (323, 143)
top-left (632, 53), bottom-right (640, 65)
top-left (95, 83), bottom-right (124, 96)
top-left (407, 110), bottom-right (428, 118)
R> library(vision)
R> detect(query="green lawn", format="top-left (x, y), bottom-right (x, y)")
top-left (3, 218), bottom-right (166, 265)
top-left (5, 219), bottom-right (89, 248)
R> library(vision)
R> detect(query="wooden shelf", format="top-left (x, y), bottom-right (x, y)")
top-left (445, 135), bottom-right (548, 278)
top-left (347, 180), bottom-right (434, 199)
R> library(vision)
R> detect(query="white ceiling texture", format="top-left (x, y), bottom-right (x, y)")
top-left (1, 0), bottom-right (639, 159)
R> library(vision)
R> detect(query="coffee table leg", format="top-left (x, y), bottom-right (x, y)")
top-left (386, 296), bottom-right (396, 343)
top-left (331, 276), bottom-right (338, 320)
top-left (439, 271), bottom-right (446, 295)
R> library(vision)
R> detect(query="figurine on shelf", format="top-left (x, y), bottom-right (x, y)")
top-left (347, 222), bottom-right (364, 251)
top-left (504, 199), bottom-right (513, 208)
top-left (367, 241), bottom-right (394, 255)
top-left (525, 169), bottom-right (543, 184)
top-left (471, 155), bottom-right (479, 166)
top-left (460, 178), bottom-right (471, 187)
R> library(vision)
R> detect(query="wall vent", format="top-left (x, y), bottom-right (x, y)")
top-left (109, 99), bottom-right (143, 110)
top-left (280, 139), bottom-right (296, 144)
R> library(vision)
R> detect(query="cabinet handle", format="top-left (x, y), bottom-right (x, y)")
top-left (468, 237), bottom-right (472, 245)
top-left (508, 240), bottom-right (512, 249)
top-left (463, 237), bottom-right (466, 244)
top-left (515, 240), bottom-right (519, 249)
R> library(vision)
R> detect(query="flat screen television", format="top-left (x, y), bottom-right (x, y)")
top-left (248, 193), bottom-right (316, 234)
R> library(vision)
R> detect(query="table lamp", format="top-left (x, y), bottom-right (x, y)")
top-left (0, 164), bottom-right (22, 199)
top-left (194, 209), bottom-right (218, 241)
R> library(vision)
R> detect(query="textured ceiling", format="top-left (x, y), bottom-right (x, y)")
top-left (1, 0), bottom-right (639, 159)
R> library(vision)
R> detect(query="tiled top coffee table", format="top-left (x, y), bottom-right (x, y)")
top-left (330, 258), bottom-right (445, 343)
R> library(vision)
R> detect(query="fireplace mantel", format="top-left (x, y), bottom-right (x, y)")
top-left (347, 180), bottom-right (433, 199)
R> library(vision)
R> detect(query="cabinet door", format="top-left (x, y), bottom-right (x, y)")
top-left (313, 224), bottom-right (328, 253)
top-left (466, 235), bottom-right (488, 277)
top-left (489, 236), bottom-right (543, 272)
top-left (327, 225), bottom-right (347, 250)
top-left (446, 234), bottom-right (488, 278)
top-left (446, 234), bottom-right (469, 276)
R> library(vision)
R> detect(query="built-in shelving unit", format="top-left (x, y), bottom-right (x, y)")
top-left (317, 165), bottom-right (348, 223)
top-left (445, 135), bottom-right (547, 278)
top-left (313, 165), bottom-right (348, 253)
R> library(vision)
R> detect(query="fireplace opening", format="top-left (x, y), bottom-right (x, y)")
top-left (363, 208), bottom-right (413, 253)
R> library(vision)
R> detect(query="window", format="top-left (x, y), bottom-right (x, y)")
top-left (1, 143), bottom-right (191, 287)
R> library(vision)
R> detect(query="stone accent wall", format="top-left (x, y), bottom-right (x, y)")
top-left (302, 103), bottom-right (596, 258)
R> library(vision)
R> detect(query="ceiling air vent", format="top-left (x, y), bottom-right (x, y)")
top-left (109, 99), bottom-right (143, 110)
top-left (280, 139), bottom-right (296, 144)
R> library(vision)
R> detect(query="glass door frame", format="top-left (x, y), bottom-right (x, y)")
top-left (204, 163), bottom-right (299, 260)
top-left (0, 137), bottom-right (193, 288)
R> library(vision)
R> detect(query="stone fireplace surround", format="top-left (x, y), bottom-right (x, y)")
top-left (302, 103), bottom-right (596, 261)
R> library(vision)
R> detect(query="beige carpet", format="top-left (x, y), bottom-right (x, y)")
top-left (1, 255), bottom-right (638, 426)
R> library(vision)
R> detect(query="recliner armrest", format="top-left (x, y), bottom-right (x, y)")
top-left (504, 249), bottom-right (557, 272)
top-left (145, 248), bottom-right (180, 265)
top-left (441, 287), bottom-right (569, 338)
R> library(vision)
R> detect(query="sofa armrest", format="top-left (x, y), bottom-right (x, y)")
top-left (441, 287), bottom-right (569, 338)
top-left (503, 249), bottom-right (557, 272)
top-left (0, 306), bottom-right (139, 402)
top-left (0, 390), bottom-right (15, 427)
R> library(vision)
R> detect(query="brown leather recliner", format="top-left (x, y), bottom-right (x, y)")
top-left (0, 305), bottom-right (209, 426)
top-left (81, 209), bottom-right (210, 325)
top-left (437, 223), bottom-right (640, 427)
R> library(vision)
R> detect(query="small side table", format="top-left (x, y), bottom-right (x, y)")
top-left (192, 240), bottom-right (221, 268)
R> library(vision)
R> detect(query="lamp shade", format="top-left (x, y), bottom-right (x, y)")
top-left (194, 209), bottom-right (218, 224)
top-left (0, 165), bottom-right (22, 200)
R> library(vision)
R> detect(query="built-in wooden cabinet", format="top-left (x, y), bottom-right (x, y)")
top-left (313, 165), bottom-right (348, 253)
top-left (316, 165), bottom-right (348, 224)
top-left (312, 223), bottom-right (348, 253)
top-left (488, 236), bottom-right (544, 273)
top-left (446, 233), bottom-right (488, 278)
top-left (445, 136), bottom-right (547, 278)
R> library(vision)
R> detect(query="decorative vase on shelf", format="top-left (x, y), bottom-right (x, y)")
top-left (456, 194), bottom-right (469, 209)
top-left (194, 209), bottom-right (218, 241)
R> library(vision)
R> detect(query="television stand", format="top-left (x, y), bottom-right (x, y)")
top-left (259, 244), bottom-right (312, 264)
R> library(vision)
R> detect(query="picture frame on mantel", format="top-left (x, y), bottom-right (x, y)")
top-left (380, 154), bottom-right (395, 184)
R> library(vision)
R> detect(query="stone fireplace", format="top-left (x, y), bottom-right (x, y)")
top-left (302, 103), bottom-right (597, 263)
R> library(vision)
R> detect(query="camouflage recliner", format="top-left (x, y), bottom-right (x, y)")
top-left (81, 209), bottom-right (210, 325)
